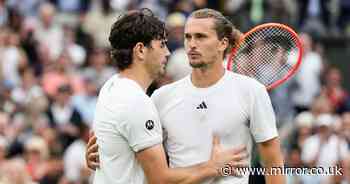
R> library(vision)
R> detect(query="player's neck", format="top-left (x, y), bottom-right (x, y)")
top-left (119, 67), bottom-right (153, 92)
top-left (191, 63), bottom-right (225, 88)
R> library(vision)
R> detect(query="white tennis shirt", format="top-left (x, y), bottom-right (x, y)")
top-left (151, 70), bottom-right (278, 184)
top-left (93, 74), bottom-right (162, 184)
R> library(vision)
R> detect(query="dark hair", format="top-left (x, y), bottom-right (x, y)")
top-left (189, 8), bottom-right (242, 58)
top-left (109, 8), bottom-right (167, 71)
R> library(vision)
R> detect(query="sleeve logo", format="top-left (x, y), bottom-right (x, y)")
top-left (145, 120), bottom-right (154, 130)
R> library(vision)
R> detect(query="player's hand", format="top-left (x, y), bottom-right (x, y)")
top-left (208, 135), bottom-right (249, 176)
top-left (86, 131), bottom-right (100, 170)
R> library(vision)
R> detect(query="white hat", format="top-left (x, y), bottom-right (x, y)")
top-left (315, 114), bottom-right (334, 127)
top-left (166, 13), bottom-right (186, 27)
top-left (295, 112), bottom-right (314, 128)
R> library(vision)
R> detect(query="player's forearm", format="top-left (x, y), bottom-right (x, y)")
top-left (138, 145), bottom-right (219, 184)
top-left (263, 152), bottom-right (285, 184)
top-left (160, 161), bottom-right (218, 184)
top-left (265, 174), bottom-right (285, 184)
top-left (265, 160), bottom-right (286, 184)
top-left (258, 137), bottom-right (286, 184)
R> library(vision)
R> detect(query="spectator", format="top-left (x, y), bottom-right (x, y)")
top-left (37, 153), bottom-right (65, 184)
top-left (82, 48), bottom-right (115, 88)
top-left (320, 67), bottom-right (348, 113)
top-left (289, 112), bottom-right (315, 151)
top-left (285, 148), bottom-right (303, 184)
top-left (11, 67), bottom-right (45, 107)
top-left (1, 30), bottom-right (28, 87)
top-left (72, 76), bottom-right (98, 126)
top-left (46, 84), bottom-right (83, 149)
top-left (264, 0), bottom-right (296, 25)
top-left (138, 0), bottom-right (169, 20)
top-left (41, 52), bottom-right (84, 97)
top-left (0, 2), bottom-right (349, 184)
top-left (291, 33), bottom-right (323, 113)
top-left (63, 123), bottom-right (91, 183)
top-left (0, 81), bottom-right (18, 115)
top-left (165, 12), bottom-right (186, 52)
top-left (164, 11), bottom-right (192, 83)
top-left (297, 0), bottom-right (331, 37)
top-left (0, 158), bottom-right (37, 184)
top-left (24, 136), bottom-right (49, 181)
top-left (310, 95), bottom-right (335, 116)
top-left (0, 0), bottom-right (8, 26)
top-left (83, 0), bottom-right (122, 48)
top-left (165, 47), bottom-right (191, 82)
top-left (34, 2), bottom-right (64, 61)
top-left (301, 114), bottom-right (349, 184)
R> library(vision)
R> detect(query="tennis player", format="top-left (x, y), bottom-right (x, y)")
top-left (146, 8), bottom-right (285, 184)
top-left (92, 9), bottom-right (249, 184)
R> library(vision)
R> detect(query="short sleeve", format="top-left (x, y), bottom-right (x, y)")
top-left (249, 83), bottom-right (278, 143)
top-left (117, 97), bottom-right (163, 152)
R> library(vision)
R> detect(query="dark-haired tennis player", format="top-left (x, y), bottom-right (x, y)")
top-left (92, 9), bottom-right (249, 184)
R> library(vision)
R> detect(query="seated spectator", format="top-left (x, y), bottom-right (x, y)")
top-left (46, 84), bottom-right (83, 149)
top-left (24, 136), bottom-right (49, 181)
top-left (301, 114), bottom-right (349, 184)
top-left (0, 158), bottom-right (37, 184)
top-left (320, 67), bottom-right (348, 113)
top-left (34, 2), bottom-right (64, 61)
top-left (289, 112), bottom-right (315, 150)
top-left (165, 12), bottom-right (186, 52)
top-left (291, 33), bottom-right (323, 113)
top-left (41, 53), bottom-right (84, 97)
top-left (72, 76), bottom-right (98, 126)
top-left (11, 67), bottom-right (46, 108)
top-left (63, 123), bottom-right (91, 183)
top-left (285, 148), bottom-right (303, 184)
top-left (82, 48), bottom-right (115, 88)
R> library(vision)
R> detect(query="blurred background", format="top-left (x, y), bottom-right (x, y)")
top-left (0, 0), bottom-right (349, 184)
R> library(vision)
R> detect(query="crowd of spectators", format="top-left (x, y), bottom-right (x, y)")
top-left (0, 0), bottom-right (349, 184)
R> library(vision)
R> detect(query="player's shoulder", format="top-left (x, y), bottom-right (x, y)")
top-left (99, 74), bottom-right (150, 106)
top-left (226, 71), bottom-right (265, 91)
top-left (151, 76), bottom-right (189, 100)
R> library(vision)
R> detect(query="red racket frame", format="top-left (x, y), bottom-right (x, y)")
top-left (227, 23), bottom-right (303, 91)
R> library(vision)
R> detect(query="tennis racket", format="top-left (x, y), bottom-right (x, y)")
top-left (227, 23), bottom-right (303, 91)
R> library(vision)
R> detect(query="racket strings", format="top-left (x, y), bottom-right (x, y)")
top-left (232, 26), bottom-right (299, 86)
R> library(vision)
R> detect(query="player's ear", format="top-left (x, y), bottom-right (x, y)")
top-left (219, 37), bottom-right (229, 52)
top-left (133, 42), bottom-right (146, 60)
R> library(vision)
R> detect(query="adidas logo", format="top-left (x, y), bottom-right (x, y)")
top-left (196, 101), bottom-right (207, 109)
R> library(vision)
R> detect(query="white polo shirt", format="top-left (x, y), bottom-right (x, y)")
top-left (151, 70), bottom-right (278, 184)
top-left (93, 74), bottom-right (162, 184)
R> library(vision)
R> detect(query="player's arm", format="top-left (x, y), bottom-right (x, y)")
top-left (85, 132), bottom-right (249, 183)
top-left (136, 136), bottom-right (248, 184)
top-left (257, 137), bottom-right (285, 184)
top-left (248, 83), bottom-right (285, 184)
